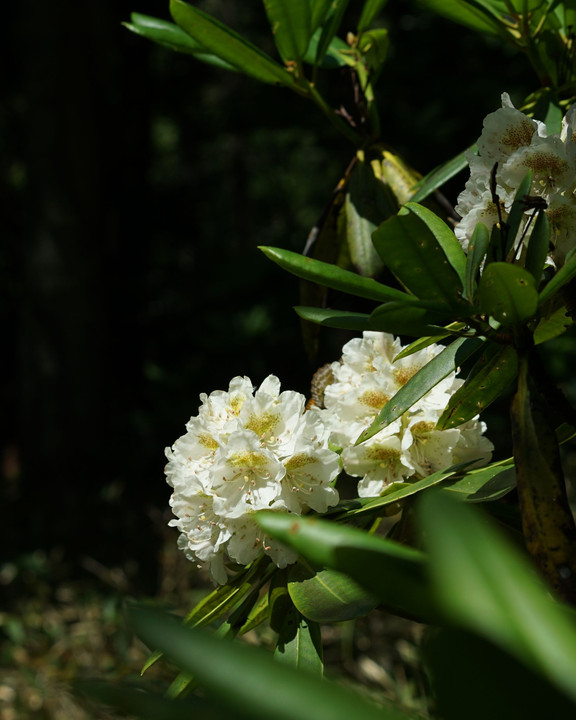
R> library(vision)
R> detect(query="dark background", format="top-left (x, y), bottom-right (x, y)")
top-left (1, 0), bottom-right (536, 596)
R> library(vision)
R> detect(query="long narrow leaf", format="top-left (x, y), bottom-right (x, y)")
top-left (170, 0), bottom-right (296, 87)
top-left (262, 0), bottom-right (312, 63)
top-left (538, 247), bottom-right (576, 304)
top-left (260, 245), bottom-right (425, 304)
top-left (411, 147), bottom-right (473, 203)
top-left (129, 607), bottom-right (417, 720)
top-left (294, 306), bottom-right (372, 330)
top-left (357, 337), bottom-right (484, 444)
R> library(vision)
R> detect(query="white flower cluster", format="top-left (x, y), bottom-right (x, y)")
top-left (165, 375), bottom-right (340, 584)
top-left (319, 332), bottom-right (494, 498)
top-left (455, 92), bottom-right (576, 266)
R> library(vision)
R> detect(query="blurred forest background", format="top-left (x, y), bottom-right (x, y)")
top-left (0, 0), bottom-right (560, 715)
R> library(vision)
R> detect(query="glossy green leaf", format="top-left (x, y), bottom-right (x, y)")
top-left (310, 0), bottom-right (333, 31)
top-left (288, 565), bottom-right (378, 622)
top-left (262, 0), bottom-right (312, 63)
top-left (442, 461), bottom-right (516, 502)
top-left (503, 171), bottom-right (533, 259)
top-left (129, 607), bottom-right (416, 720)
top-left (372, 203), bottom-right (466, 310)
top-left (330, 464), bottom-right (469, 520)
top-left (465, 221), bottom-right (490, 300)
top-left (392, 323), bottom-right (467, 360)
top-left (260, 245), bottom-right (424, 305)
top-left (369, 302), bottom-right (452, 337)
top-left (357, 337), bottom-right (484, 444)
top-left (538, 247), bottom-right (576, 305)
top-left (315, 0), bottom-right (350, 65)
top-left (477, 262), bottom-right (538, 325)
top-left (301, 29), bottom-right (350, 68)
top-left (525, 210), bottom-right (550, 283)
top-left (418, 492), bottom-right (576, 704)
top-left (406, 202), bottom-right (467, 289)
top-left (534, 305), bottom-right (573, 344)
top-left (275, 612), bottom-right (324, 674)
top-left (344, 156), bottom-right (398, 277)
top-left (294, 306), bottom-right (372, 330)
top-left (269, 572), bottom-right (322, 672)
top-left (170, 0), bottom-right (296, 87)
top-left (418, 0), bottom-right (504, 34)
top-left (358, 0), bottom-right (389, 32)
top-left (437, 344), bottom-right (518, 429)
top-left (256, 512), bottom-right (437, 621)
top-left (125, 14), bottom-right (238, 70)
top-left (411, 146), bottom-right (473, 203)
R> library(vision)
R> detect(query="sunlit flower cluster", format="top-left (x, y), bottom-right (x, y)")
top-left (455, 92), bottom-right (576, 266)
top-left (318, 332), bottom-right (493, 498)
top-left (165, 375), bottom-right (340, 583)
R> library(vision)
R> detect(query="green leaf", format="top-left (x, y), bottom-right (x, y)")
top-left (357, 337), bottom-right (484, 444)
top-left (418, 492), bottom-right (576, 705)
top-left (262, 0), bottom-right (312, 63)
top-left (437, 344), bottom-right (518, 429)
top-left (392, 323), bottom-right (467, 360)
top-left (310, 0), bottom-right (333, 32)
top-left (294, 306), bottom-right (372, 330)
top-left (315, 0), bottom-right (351, 65)
top-left (525, 210), bottom-right (550, 283)
top-left (417, 0), bottom-right (505, 34)
top-left (465, 221), bottom-right (490, 300)
top-left (275, 612), bottom-right (324, 674)
top-left (372, 203), bottom-right (466, 310)
top-left (302, 28), bottom-right (350, 68)
top-left (260, 245), bottom-right (425, 305)
top-left (256, 512), bottom-right (437, 621)
top-left (442, 461), bottom-right (516, 502)
top-left (330, 464), bottom-right (469, 520)
top-left (406, 202), bottom-right (467, 289)
top-left (538, 247), bottom-right (576, 305)
top-left (410, 146), bottom-right (473, 203)
top-left (344, 156), bottom-right (398, 277)
top-left (369, 302), bottom-right (452, 337)
top-left (124, 14), bottom-right (238, 70)
top-left (534, 305), bottom-right (573, 344)
top-left (170, 0), bottom-right (296, 87)
top-left (288, 565), bottom-right (378, 623)
top-left (503, 171), bottom-right (533, 259)
top-left (129, 607), bottom-right (416, 720)
top-left (358, 0), bottom-right (389, 32)
top-left (477, 263), bottom-right (538, 325)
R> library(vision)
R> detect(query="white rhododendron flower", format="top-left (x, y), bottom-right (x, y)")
top-left (165, 375), bottom-right (340, 584)
top-left (455, 92), bottom-right (576, 264)
top-left (319, 332), bottom-right (493, 498)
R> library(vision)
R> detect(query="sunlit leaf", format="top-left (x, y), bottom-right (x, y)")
top-left (260, 245), bottom-right (425, 304)
top-left (310, 0), bottom-right (333, 32)
top-left (372, 203), bottom-right (467, 310)
top-left (417, 0), bottom-right (505, 35)
top-left (302, 29), bottom-right (350, 67)
top-left (288, 565), bottom-right (378, 622)
top-left (369, 302), bottom-right (453, 337)
top-left (294, 306), bottom-right (372, 330)
top-left (418, 492), bottom-right (576, 704)
top-left (437, 344), bottom-right (518, 429)
top-left (477, 263), bottom-right (538, 325)
top-left (170, 0), bottom-right (296, 87)
top-left (392, 323), bottom-right (467, 360)
top-left (442, 461), bottom-right (516, 502)
top-left (357, 337), bottom-right (484, 444)
top-left (262, 0), bottom-right (312, 63)
top-left (534, 305), bottom-right (573, 344)
top-left (129, 606), bottom-right (417, 720)
top-left (411, 146), bottom-right (472, 203)
top-left (256, 512), bottom-right (437, 621)
top-left (125, 14), bottom-right (238, 70)
top-left (315, 0), bottom-right (350, 65)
